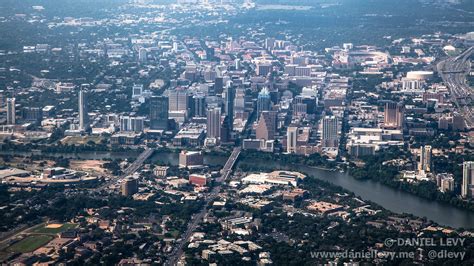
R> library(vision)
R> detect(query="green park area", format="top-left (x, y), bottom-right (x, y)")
top-left (60, 135), bottom-right (104, 145)
top-left (7, 235), bottom-right (53, 253)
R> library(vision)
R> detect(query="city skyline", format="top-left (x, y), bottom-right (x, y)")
top-left (0, 0), bottom-right (473, 265)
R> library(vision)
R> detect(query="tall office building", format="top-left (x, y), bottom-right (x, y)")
top-left (168, 90), bottom-right (188, 112)
top-left (203, 69), bottom-right (217, 82)
top-left (256, 63), bottom-right (272, 76)
top-left (257, 87), bottom-right (271, 119)
top-left (234, 88), bottom-right (246, 113)
top-left (120, 116), bottom-right (129, 131)
top-left (235, 59), bottom-right (241, 70)
top-left (213, 77), bottom-right (224, 95)
top-left (179, 150), bottom-right (204, 169)
top-left (138, 47), bottom-right (147, 63)
top-left (321, 116), bottom-right (338, 148)
top-left (22, 107), bottom-right (43, 122)
top-left (293, 96), bottom-right (307, 116)
top-left (207, 108), bottom-right (221, 140)
top-left (256, 111), bottom-right (277, 141)
top-left (6, 98), bottom-right (16, 125)
top-left (132, 84), bottom-right (143, 98)
top-left (220, 115), bottom-right (231, 143)
top-left (120, 116), bottom-right (144, 132)
top-left (150, 96), bottom-right (169, 130)
top-left (264, 37), bottom-right (275, 50)
top-left (452, 112), bottom-right (466, 131)
top-left (192, 95), bottom-right (206, 117)
top-left (168, 90), bottom-right (189, 123)
top-left (418, 145), bottom-right (432, 172)
top-left (224, 85), bottom-right (235, 131)
top-left (462, 161), bottom-right (474, 199)
top-left (121, 178), bottom-right (138, 197)
top-left (0, 90), bottom-right (5, 107)
top-left (172, 41), bottom-right (179, 53)
top-left (287, 126), bottom-right (298, 153)
top-left (78, 89), bottom-right (89, 131)
top-left (384, 101), bottom-right (404, 129)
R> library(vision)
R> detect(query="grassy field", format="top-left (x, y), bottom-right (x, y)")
top-left (32, 223), bottom-right (77, 234)
top-left (60, 135), bottom-right (103, 145)
top-left (7, 235), bottom-right (53, 253)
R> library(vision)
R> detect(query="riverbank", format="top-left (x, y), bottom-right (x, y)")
top-left (240, 150), bottom-right (474, 214)
top-left (348, 151), bottom-right (474, 212)
top-left (236, 154), bottom-right (474, 229)
top-left (0, 149), bottom-right (473, 228)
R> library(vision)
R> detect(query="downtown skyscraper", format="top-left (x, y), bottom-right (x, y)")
top-left (384, 101), bottom-right (404, 129)
top-left (224, 85), bottom-right (235, 131)
top-left (150, 96), bottom-right (169, 130)
top-left (207, 107), bottom-right (221, 140)
top-left (321, 116), bottom-right (338, 148)
top-left (78, 89), bottom-right (89, 131)
top-left (257, 87), bottom-right (271, 119)
top-left (462, 161), bottom-right (474, 199)
top-left (6, 98), bottom-right (15, 125)
top-left (256, 111), bottom-right (277, 141)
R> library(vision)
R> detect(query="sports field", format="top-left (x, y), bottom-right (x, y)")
top-left (7, 235), bottom-right (53, 253)
top-left (32, 223), bottom-right (77, 234)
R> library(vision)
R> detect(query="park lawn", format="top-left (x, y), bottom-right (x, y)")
top-left (157, 230), bottom-right (180, 240)
top-left (170, 229), bottom-right (180, 238)
top-left (32, 223), bottom-right (77, 234)
top-left (7, 235), bottom-right (53, 253)
top-left (61, 135), bottom-right (103, 145)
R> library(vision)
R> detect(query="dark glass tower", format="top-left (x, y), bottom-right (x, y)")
top-left (150, 96), bottom-right (169, 130)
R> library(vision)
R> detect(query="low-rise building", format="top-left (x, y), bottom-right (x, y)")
top-left (153, 166), bottom-right (169, 178)
top-left (306, 201), bottom-right (344, 215)
top-left (241, 171), bottom-right (306, 187)
top-left (189, 174), bottom-right (208, 186)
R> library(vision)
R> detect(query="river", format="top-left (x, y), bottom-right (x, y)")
top-left (242, 158), bottom-right (474, 229)
top-left (2, 150), bottom-right (473, 228)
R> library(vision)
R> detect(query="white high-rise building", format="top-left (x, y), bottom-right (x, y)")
top-left (235, 59), bottom-right (241, 70)
top-left (138, 48), bottom-right (147, 63)
top-left (78, 89), bottom-right (89, 131)
top-left (287, 126), bottom-right (298, 154)
top-left (6, 98), bottom-right (15, 125)
top-left (418, 145), bottom-right (432, 173)
top-left (234, 88), bottom-right (245, 115)
top-left (343, 43), bottom-right (353, 50)
top-left (206, 108), bottom-right (221, 140)
top-left (462, 161), bottom-right (474, 199)
top-left (168, 90), bottom-right (189, 123)
top-left (172, 42), bottom-right (179, 52)
top-left (120, 116), bottom-right (144, 132)
top-left (321, 116), bottom-right (338, 148)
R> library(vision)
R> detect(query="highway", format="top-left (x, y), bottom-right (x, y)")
top-left (165, 147), bottom-right (241, 266)
top-left (437, 46), bottom-right (474, 129)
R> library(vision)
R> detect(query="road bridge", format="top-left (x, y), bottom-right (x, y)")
top-left (165, 147), bottom-right (241, 266)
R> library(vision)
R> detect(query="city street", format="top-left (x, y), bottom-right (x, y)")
top-left (165, 147), bottom-right (241, 265)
